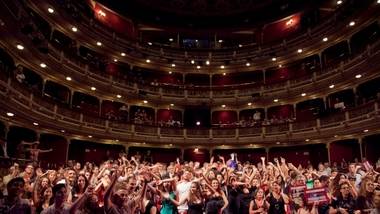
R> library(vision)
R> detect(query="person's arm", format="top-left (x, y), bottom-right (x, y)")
top-left (32, 176), bottom-right (41, 206)
top-left (69, 185), bottom-right (94, 214)
top-left (104, 172), bottom-right (118, 211)
top-left (167, 192), bottom-right (189, 206)
top-left (220, 190), bottom-right (229, 213)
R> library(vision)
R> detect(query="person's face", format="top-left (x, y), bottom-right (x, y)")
top-left (318, 164), bottom-right (324, 171)
top-left (78, 176), bottom-right (86, 188)
top-left (85, 172), bottom-right (91, 180)
top-left (272, 183), bottom-right (281, 193)
top-left (48, 171), bottom-right (56, 181)
top-left (127, 167), bottom-right (133, 175)
top-left (93, 167), bottom-right (99, 174)
top-left (55, 187), bottom-right (67, 204)
top-left (256, 189), bottom-right (264, 199)
top-left (41, 178), bottom-right (49, 188)
top-left (216, 174), bottom-right (223, 182)
top-left (68, 170), bottom-right (76, 182)
top-left (314, 180), bottom-right (321, 188)
top-left (349, 164), bottom-right (355, 173)
top-left (211, 179), bottom-right (219, 189)
top-left (25, 165), bottom-right (34, 174)
top-left (208, 171), bottom-right (215, 179)
top-left (365, 181), bottom-right (374, 193)
top-left (340, 184), bottom-right (350, 197)
top-left (331, 171), bottom-right (338, 178)
top-left (127, 178), bottom-right (136, 191)
top-left (44, 187), bottom-right (52, 198)
top-left (8, 181), bottom-right (24, 196)
top-left (190, 183), bottom-right (198, 193)
top-left (183, 171), bottom-right (191, 180)
top-left (75, 163), bottom-right (81, 170)
top-left (374, 190), bottom-right (380, 208)
top-left (114, 190), bottom-right (127, 206)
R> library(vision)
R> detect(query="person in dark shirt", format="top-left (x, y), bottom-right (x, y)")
top-left (0, 177), bottom-right (32, 214)
top-left (329, 181), bottom-right (360, 214)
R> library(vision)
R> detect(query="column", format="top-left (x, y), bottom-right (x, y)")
top-left (358, 138), bottom-right (363, 161)
top-left (326, 142), bottom-right (331, 164)
top-left (265, 147), bottom-right (269, 160)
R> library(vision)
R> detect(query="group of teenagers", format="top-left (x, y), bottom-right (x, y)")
top-left (0, 153), bottom-right (379, 214)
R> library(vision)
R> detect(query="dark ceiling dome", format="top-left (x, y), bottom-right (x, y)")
top-left (96, 0), bottom-right (323, 28)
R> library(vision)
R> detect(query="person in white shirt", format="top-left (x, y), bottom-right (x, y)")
top-left (176, 170), bottom-right (192, 214)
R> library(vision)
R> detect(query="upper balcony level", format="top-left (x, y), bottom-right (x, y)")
top-left (15, 0), bottom-right (380, 72)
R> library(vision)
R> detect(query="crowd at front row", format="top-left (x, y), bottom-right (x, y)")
top-left (0, 153), bottom-right (380, 214)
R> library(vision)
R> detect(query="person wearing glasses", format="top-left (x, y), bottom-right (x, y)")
top-left (329, 181), bottom-right (360, 214)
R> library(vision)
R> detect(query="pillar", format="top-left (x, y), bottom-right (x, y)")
top-left (358, 138), bottom-right (363, 161)
top-left (326, 142), bottom-right (331, 164)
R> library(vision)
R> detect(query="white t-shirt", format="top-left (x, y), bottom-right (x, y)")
top-left (176, 181), bottom-right (192, 212)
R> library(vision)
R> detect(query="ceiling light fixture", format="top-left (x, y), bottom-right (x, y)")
top-left (248, 102), bottom-right (252, 106)
top-left (171, 63), bottom-right (175, 67)
top-left (168, 71), bottom-right (172, 74)
top-left (96, 41), bottom-right (102, 46)
top-left (48, 7), bottom-right (54, 13)
top-left (355, 74), bottom-right (362, 79)
top-left (6, 112), bottom-right (14, 117)
top-left (349, 21), bottom-right (355, 26)
top-left (120, 52), bottom-right (126, 56)
top-left (220, 65), bottom-right (225, 69)
top-left (301, 93), bottom-right (306, 96)
top-left (246, 62), bottom-right (251, 66)
top-left (206, 60), bottom-right (210, 65)
top-left (33, 122), bottom-right (39, 126)
top-left (221, 104), bottom-right (226, 108)
top-left (272, 57), bottom-right (277, 61)
top-left (323, 37), bottom-right (328, 42)
top-left (170, 103), bottom-right (174, 106)
top-left (143, 100), bottom-right (148, 104)
top-left (116, 94), bottom-right (122, 98)
top-left (146, 59), bottom-right (151, 63)
top-left (297, 49), bottom-right (303, 53)
top-left (169, 38), bottom-right (173, 42)
top-left (91, 87), bottom-right (96, 91)
top-left (147, 42), bottom-right (152, 45)
top-left (113, 59), bottom-right (118, 62)
top-left (196, 65), bottom-right (201, 69)
top-left (71, 26), bottom-right (78, 32)
top-left (66, 76), bottom-right (72, 81)
top-left (274, 99), bottom-right (279, 102)
top-left (337, 0), bottom-right (343, 5)
top-left (40, 63), bottom-right (47, 68)
top-left (191, 60), bottom-right (195, 64)
top-left (16, 44), bottom-right (24, 50)
top-left (329, 84), bottom-right (335, 89)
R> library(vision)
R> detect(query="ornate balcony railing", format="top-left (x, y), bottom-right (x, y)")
top-left (0, 74), bottom-right (379, 145)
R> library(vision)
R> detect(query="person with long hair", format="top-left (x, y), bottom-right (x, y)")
top-left (169, 182), bottom-right (204, 214)
top-left (35, 186), bottom-right (53, 213)
top-left (249, 188), bottom-right (270, 214)
top-left (204, 178), bottom-right (229, 214)
top-left (72, 174), bottom-right (89, 202)
top-left (357, 177), bottom-right (375, 214)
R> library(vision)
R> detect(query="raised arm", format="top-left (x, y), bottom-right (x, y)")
top-left (104, 172), bottom-right (118, 211)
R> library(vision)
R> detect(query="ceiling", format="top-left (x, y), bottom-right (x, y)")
top-left (95, 0), bottom-right (329, 29)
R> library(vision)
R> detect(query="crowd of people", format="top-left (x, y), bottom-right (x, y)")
top-left (0, 152), bottom-right (379, 214)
